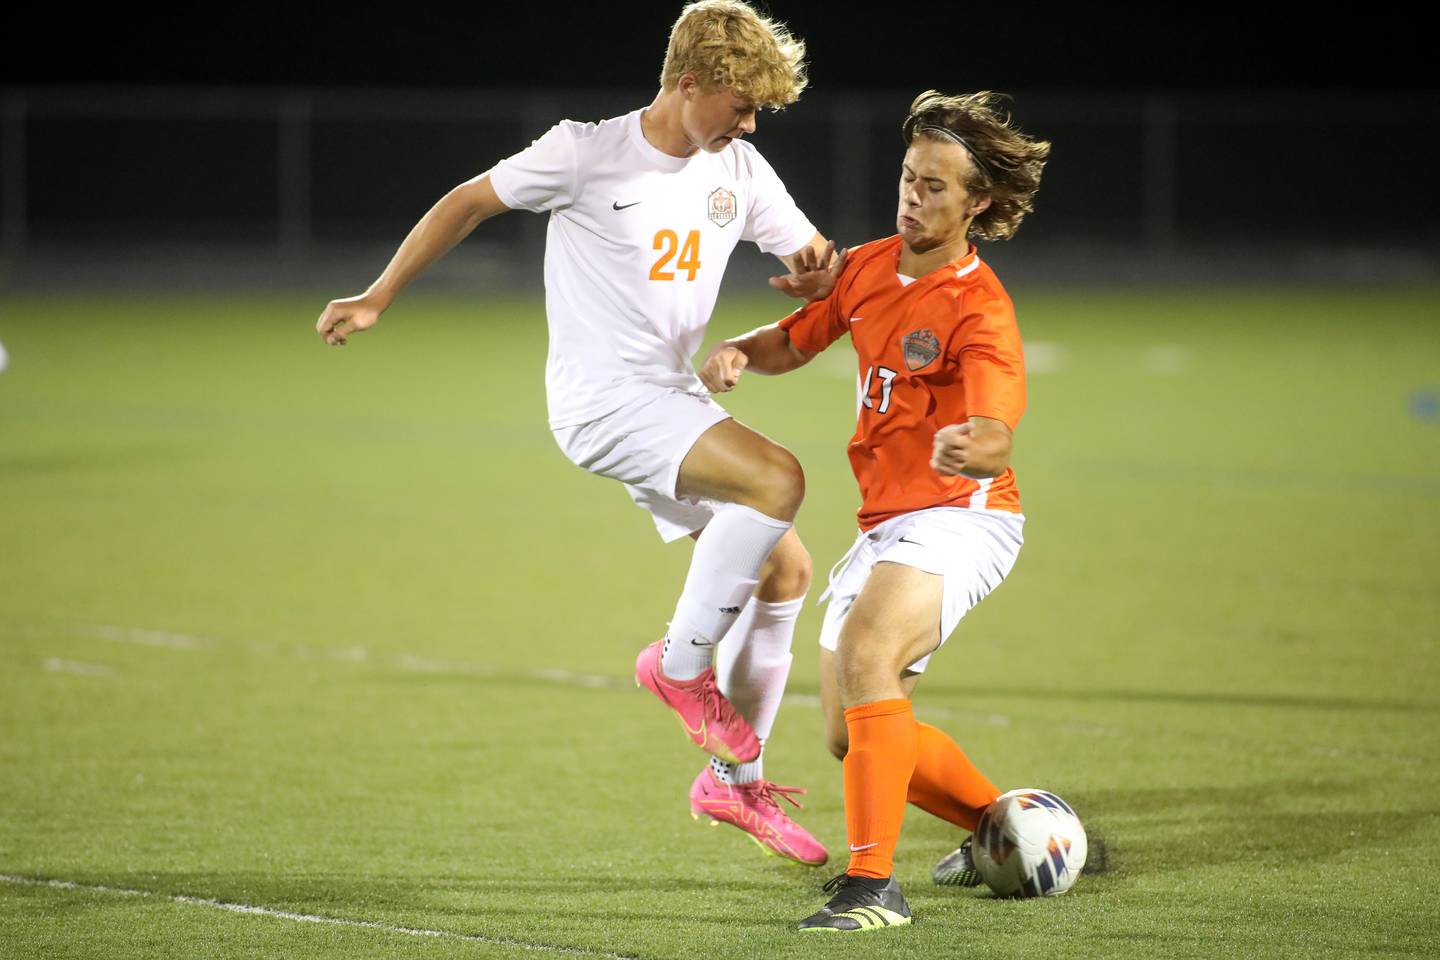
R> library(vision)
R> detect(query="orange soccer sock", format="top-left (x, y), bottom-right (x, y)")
top-left (842, 698), bottom-right (918, 879)
top-left (906, 722), bottom-right (1001, 831)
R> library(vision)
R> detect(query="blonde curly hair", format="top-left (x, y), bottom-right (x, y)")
top-left (903, 90), bottom-right (1051, 241)
top-left (660, 1), bottom-right (808, 108)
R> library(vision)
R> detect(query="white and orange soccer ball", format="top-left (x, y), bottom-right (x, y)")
top-left (973, 788), bottom-right (1088, 897)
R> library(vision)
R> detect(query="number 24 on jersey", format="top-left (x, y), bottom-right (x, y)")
top-left (650, 230), bottom-right (701, 281)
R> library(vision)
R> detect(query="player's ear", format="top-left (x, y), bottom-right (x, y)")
top-left (967, 195), bottom-right (992, 218)
top-left (677, 73), bottom-right (699, 99)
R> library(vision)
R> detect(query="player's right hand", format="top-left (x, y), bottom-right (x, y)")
top-left (770, 242), bottom-right (847, 302)
top-left (316, 295), bottom-right (382, 346)
top-left (700, 345), bottom-right (749, 393)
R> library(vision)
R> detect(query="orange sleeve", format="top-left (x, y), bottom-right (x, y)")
top-left (958, 288), bottom-right (1026, 430)
top-left (779, 291), bottom-right (847, 355)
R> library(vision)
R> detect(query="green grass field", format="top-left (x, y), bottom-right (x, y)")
top-left (2, 286), bottom-right (1438, 958)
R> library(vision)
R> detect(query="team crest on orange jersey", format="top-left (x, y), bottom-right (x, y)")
top-left (708, 187), bottom-right (737, 227)
top-left (902, 329), bottom-right (941, 370)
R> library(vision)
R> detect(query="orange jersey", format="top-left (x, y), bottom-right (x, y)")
top-left (780, 235), bottom-right (1026, 530)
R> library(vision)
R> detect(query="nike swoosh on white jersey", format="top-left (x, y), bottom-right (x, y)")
top-left (849, 842), bottom-right (878, 852)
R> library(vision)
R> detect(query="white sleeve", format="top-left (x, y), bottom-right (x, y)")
top-left (741, 148), bottom-right (817, 256)
top-left (488, 122), bottom-right (578, 213)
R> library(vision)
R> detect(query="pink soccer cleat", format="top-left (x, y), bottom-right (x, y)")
top-left (689, 766), bottom-right (829, 866)
top-left (635, 640), bottom-right (761, 763)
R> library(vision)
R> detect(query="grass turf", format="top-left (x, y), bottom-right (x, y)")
top-left (1, 287), bottom-right (1438, 958)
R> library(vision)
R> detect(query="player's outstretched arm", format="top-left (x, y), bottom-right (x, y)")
top-left (931, 418), bottom-right (1013, 479)
top-left (316, 175), bottom-right (511, 346)
top-left (699, 323), bottom-right (815, 393)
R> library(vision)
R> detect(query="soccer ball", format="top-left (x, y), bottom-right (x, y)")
top-left (973, 788), bottom-right (1087, 897)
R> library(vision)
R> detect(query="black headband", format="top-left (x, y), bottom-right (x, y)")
top-left (913, 123), bottom-right (995, 182)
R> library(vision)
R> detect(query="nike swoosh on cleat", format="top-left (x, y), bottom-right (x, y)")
top-left (612, 200), bottom-right (642, 210)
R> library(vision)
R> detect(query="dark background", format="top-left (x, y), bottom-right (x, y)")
top-left (5, 1), bottom-right (1438, 288)
top-left (12, 2), bottom-right (1433, 91)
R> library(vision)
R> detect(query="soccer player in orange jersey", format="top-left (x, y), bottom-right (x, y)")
top-left (699, 90), bottom-right (1050, 930)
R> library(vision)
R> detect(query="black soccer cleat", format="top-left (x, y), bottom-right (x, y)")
top-left (932, 835), bottom-right (983, 887)
top-left (797, 873), bottom-right (912, 932)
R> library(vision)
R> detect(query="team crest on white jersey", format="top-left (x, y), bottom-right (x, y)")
top-left (708, 187), bottom-right (737, 227)
top-left (903, 329), bottom-right (941, 370)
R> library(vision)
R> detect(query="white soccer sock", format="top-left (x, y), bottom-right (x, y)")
top-left (660, 505), bottom-right (792, 680)
top-left (711, 595), bottom-right (803, 783)
top-left (711, 751), bottom-right (764, 786)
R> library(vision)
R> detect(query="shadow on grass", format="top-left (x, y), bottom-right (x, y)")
top-left (0, 442), bottom-right (198, 477)
top-left (1049, 780), bottom-right (1440, 882)
top-left (895, 684), bottom-right (1440, 714)
top-left (363, 671), bottom-right (1439, 716)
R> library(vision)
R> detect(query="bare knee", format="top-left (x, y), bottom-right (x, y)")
top-left (740, 445), bottom-right (806, 521)
top-left (758, 536), bottom-right (812, 601)
top-left (679, 422), bottom-right (807, 521)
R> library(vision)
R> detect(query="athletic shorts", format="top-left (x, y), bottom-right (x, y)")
top-left (817, 506), bottom-right (1025, 673)
top-left (551, 386), bottom-right (731, 543)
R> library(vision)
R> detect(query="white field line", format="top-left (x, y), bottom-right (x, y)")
top-left (1142, 344), bottom-right (1192, 376)
top-left (42, 658), bottom-right (118, 678)
top-left (86, 622), bottom-right (1019, 728)
top-left (94, 625), bottom-right (215, 650)
top-left (1024, 340), bottom-right (1066, 375)
top-left (0, 874), bottom-right (639, 960)
top-left (815, 349), bottom-right (859, 380)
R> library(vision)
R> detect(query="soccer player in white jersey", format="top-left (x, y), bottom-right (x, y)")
top-left (316, 1), bottom-right (830, 866)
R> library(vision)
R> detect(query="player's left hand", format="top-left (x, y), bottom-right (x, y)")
top-left (770, 242), bottom-right (846, 301)
top-left (931, 422), bottom-right (976, 476)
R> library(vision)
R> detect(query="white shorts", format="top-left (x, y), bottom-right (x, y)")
top-left (552, 386), bottom-right (731, 543)
top-left (817, 507), bottom-right (1025, 673)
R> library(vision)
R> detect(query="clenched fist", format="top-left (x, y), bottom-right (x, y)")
top-left (931, 422), bottom-right (975, 476)
top-left (700, 345), bottom-right (749, 393)
top-left (931, 418), bottom-right (1013, 479)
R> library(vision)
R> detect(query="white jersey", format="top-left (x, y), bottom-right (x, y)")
top-left (488, 108), bottom-right (816, 428)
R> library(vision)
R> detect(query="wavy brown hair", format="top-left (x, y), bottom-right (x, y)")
top-left (902, 90), bottom-right (1051, 241)
top-left (660, 1), bottom-right (808, 108)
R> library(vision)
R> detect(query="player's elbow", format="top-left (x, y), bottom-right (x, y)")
top-left (746, 326), bottom-right (810, 376)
